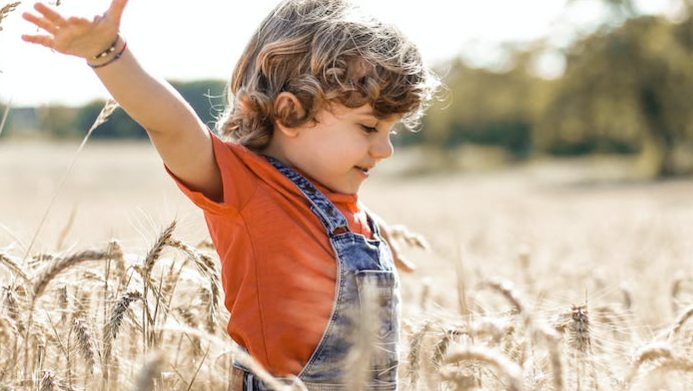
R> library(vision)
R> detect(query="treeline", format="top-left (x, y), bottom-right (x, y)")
top-left (412, 3), bottom-right (693, 177)
top-left (4, 2), bottom-right (693, 177)
top-left (3, 80), bottom-right (228, 140)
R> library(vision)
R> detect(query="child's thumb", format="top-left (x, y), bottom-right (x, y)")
top-left (107, 0), bottom-right (129, 23)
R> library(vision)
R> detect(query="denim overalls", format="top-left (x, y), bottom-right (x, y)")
top-left (232, 156), bottom-right (402, 391)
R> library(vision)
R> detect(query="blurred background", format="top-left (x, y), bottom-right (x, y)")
top-left (1, 0), bottom-right (693, 250)
top-left (1, 0), bottom-right (692, 180)
top-left (1, 0), bottom-right (693, 341)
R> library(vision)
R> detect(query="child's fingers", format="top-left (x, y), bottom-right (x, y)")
top-left (21, 34), bottom-right (55, 49)
top-left (107, 0), bottom-right (129, 23)
top-left (22, 12), bottom-right (59, 35)
top-left (33, 2), bottom-right (67, 27)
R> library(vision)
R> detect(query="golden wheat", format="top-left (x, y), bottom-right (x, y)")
top-left (0, 2), bottom-right (20, 32)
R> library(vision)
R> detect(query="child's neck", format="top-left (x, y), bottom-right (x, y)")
top-left (260, 139), bottom-right (290, 166)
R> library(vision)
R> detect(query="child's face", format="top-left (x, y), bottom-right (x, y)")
top-left (284, 103), bottom-right (399, 195)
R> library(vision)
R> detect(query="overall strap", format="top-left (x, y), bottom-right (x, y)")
top-left (262, 155), bottom-right (349, 235)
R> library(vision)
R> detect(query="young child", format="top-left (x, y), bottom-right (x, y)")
top-left (22, 0), bottom-right (439, 389)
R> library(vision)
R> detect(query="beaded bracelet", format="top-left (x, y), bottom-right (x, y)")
top-left (88, 41), bottom-right (127, 69)
top-left (92, 34), bottom-right (120, 60)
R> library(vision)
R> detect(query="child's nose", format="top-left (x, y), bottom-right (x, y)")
top-left (370, 134), bottom-right (394, 160)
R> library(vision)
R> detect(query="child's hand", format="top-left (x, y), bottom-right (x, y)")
top-left (21, 0), bottom-right (128, 60)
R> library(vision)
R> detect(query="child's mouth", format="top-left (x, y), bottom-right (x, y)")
top-left (355, 166), bottom-right (371, 177)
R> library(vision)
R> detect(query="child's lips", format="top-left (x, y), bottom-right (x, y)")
top-left (355, 166), bottom-right (372, 177)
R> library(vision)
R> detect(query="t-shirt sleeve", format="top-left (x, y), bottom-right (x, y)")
top-left (164, 128), bottom-right (259, 214)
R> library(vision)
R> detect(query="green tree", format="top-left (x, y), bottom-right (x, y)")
top-left (36, 105), bottom-right (80, 138)
top-left (537, 14), bottom-right (693, 176)
top-left (70, 79), bottom-right (227, 140)
top-left (423, 53), bottom-right (550, 159)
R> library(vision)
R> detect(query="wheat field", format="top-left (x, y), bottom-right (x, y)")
top-left (2, 119), bottom-right (693, 390)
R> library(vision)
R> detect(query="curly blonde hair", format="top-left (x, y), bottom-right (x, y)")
top-left (216, 0), bottom-right (440, 151)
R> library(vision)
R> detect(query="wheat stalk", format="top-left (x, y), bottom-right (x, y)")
top-left (133, 352), bottom-right (164, 391)
top-left (652, 357), bottom-right (693, 374)
top-left (0, 95), bottom-right (12, 140)
top-left (388, 224), bottom-right (429, 250)
top-left (155, 324), bottom-right (302, 391)
top-left (72, 318), bottom-right (96, 373)
top-left (442, 345), bottom-right (523, 391)
top-left (55, 207), bottom-right (77, 252)
top-left (20, 99), bottom-right (119, 271)
top-left (0, 253), bottom-right (30, 284)
top-left (143, 221), bottom-right (176, 278)
top-left (38, 368), bottom-right (68, 391)
top-left (485, 278), bottom-right (530, 327)
top-left (567, 305), bottom-right (591, 354)
top-left (0, 2), bottom-right (20, 32)
top-left (165, 239), bottom-right (220, 333)
top-left (2, 286), bottom-right (21, 326)
top-left (431, 325), bottom-right (465, 371)
top-left (625, 342), bottom-right (673, 387)
top-left (32, 250), bottom-right (111, 300)
top-left (407, 319), bottom-right (432, 389)
top-left (105, 291), bottom-right (143, 342)
top-left (0, 315), bottom-right (16, 343)
top-left (667, 303), bottom-right (693, 341)
top-left (106, 240), bottom-right (127, 282)
top-left (22, 249), bottom-right (110, 379)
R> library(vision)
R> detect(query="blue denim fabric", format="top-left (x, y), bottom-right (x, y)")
top-left (233, 156), bottom-right (401, 391)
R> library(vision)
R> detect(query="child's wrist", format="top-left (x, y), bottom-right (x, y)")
top-left (86, 36), bottom-right (127, 69)
top-left (91, 34), bottom-right (121, 61)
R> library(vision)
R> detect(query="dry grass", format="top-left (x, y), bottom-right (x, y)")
top-left (0, 2), bottom-right (20, 32)
top-left (2, 153), bottom-right (693, 391)
top-left (2, 98), bottom-right (693, 390)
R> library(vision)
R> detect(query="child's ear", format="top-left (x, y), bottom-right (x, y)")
top-left (274, 92), bottom-right (306, 138)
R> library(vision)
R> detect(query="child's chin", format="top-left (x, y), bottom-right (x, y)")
top-left (331, 183), bottom-right (359, 195)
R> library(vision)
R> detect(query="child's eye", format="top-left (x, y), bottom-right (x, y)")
top-left (360, 125), bottom-right (378, 133)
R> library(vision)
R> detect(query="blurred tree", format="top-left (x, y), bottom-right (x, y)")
top-left (169, 79), bottom-right (227, 130)
top-left (76, 100), bottom-right (145, 139)
top-left (68, 79), bottom-right (227, 139)
top-left (36, 105), bottom-right (80, 138)
top-left (537, 10), bottom-right (693, 176)
top-left (0, 102), bottom-right (6, 138)
top-left (423, 52), bottom-right (550, 160)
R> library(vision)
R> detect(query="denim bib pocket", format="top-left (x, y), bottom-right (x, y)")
top-left (353, 270), bottom-right (399, 381)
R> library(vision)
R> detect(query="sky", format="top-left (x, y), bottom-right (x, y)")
top-left (0, 0), bottom-right (684, 107)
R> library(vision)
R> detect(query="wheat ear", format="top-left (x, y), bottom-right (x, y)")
top-left (668, 304), bottom-right (693, 340)
top-left (442, 345), bottom-right (523, 391)
top-left (133, 353), bottom-right (164, 391)
top-left (0, 2), bottom-right (20, 32)
top-left (38, 370), bottom-right (62, 391)
top-left (72, 318), bottom-right (96, 374)
top-left (625, 342), bottom-right (673, 386)
top-left (143, 221), bottom-right (176, 278)
top-left (107, 240), bottom-right (128, 291)
top-left (0, 253), bottom-right (30, 284)
top-left (21, 99), bottom-right (119, 267)
top-left (165, 239), bottom-right (220, 333)
top-left (407, 319), bottom-right (432, 389)
top-left (32, 250), bottom-right (111, 300)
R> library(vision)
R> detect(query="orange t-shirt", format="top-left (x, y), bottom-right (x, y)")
top-left (164, 130), bottom-right (374, 376)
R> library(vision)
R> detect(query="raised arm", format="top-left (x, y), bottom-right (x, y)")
top-left (22, 0), bottom-right (223, 201)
